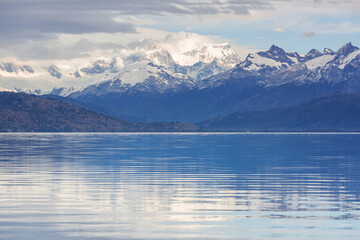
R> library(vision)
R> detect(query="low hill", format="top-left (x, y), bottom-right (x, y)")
top-left (0, 92), bottom-right (198, 132)
top-left (197, 93), bottom-right (360, 132)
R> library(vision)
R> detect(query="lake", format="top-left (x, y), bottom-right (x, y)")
top-left (0, 133), bottom-right (359, 239)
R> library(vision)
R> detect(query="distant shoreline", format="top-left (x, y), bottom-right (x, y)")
top-left (1, 131), bottom-right (360, 135)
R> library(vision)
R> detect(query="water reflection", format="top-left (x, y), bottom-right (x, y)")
top-left (0, 133), bottom-right (359, 239)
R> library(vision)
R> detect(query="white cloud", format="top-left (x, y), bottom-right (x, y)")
top-left (273, 28), bottom-right (285, 32)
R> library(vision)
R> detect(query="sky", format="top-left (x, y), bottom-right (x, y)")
top-left (0, 0), bottom-right (359, 61)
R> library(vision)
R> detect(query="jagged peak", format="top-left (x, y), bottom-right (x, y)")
top-left (323, 48), bottom-right (335, 55)
top-left (304, 49), bottom-right (323, 61)
top-left (268, 45), bottom-right (286, 55)
top-left (256, 45), bottom-right (287, 57)
top-left (254, 44), bottom-right (294, 65)
top-left (0, 62), bottom-right (34, 74)
top-left (306, 49), bottom-right (322, 57)
top-left (336, 42), bottom-right (359, 56)
top-left (47, 65), bottom-right (62, 79)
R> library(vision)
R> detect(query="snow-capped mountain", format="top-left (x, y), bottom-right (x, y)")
top-left (199, 42), bottom-right (359, 89)
top-left (0, 57), bottom-right (122, 95)
top-left (68, 42), bottom-right (360, 123)
top-left (158, 32), bottom-right (240, 68)
top-left (0, 63), bottom-right (34, 75)
top-left (3, 40), bottom-right (357, 98)
top-left (236, 44), bottom-right (338, 73)
top-left (2, 38), bottom-right (360, 122)
top-left (171, 42), bottom-right (240, 67)
top-left (69, 41), bottom-right (360, 96)
top-left (70, 62), bottom-right (195, 97)
top-left (264, 42), bottom-right (360, 86)
top-left (0, 32), bottom-right (241, 96)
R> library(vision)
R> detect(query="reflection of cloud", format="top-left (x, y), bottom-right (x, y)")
top-left (0, 133), bottom-right (359, 239)
top-left (302, 31), bottom-right (316, 38)
top-left (0, 160), bottom-right (356, 239)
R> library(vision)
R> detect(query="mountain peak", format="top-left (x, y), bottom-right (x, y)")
top-left (307, 49), bottom-right (321, 55)
top-left (255, 44), bottom-right (293, 65)
top-left (268, 45), bottom-right (286, 55)
top-left (337, 42), bottom-right (359, 56)
top-left (305, 49), bottom-right (323, 61)
top-left (323, 48), bottom-right (335, 55)
top-left (47, 65), bottom-right (62, 79)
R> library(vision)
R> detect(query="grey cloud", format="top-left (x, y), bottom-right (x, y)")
top-left (0, 4), bottom-right (136, 45)
top-left (0, 0), bottom-right (280, 60)
top-left (302, 31), bottom-right (316, 38)
top-left (0, 0), bottom-right (277, 43)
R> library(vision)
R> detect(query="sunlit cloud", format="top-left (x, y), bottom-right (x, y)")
top-left (273, 28), bottom-right (286, 32)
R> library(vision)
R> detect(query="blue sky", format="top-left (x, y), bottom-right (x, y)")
top-left (0, 0), bottom-right (359, 60)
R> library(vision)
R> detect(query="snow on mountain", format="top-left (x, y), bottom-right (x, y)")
top-left (112, 60), bottom-right (184, 86)
top-left (258, 45), bottom-right (295, 65)
top-left (1, 38), bottom-right (359, 98)
top-left (239, 52), bottom-right (287, 71)
top-left (238, 45), bottom-right (297, 72)
top-left (143, 48), bottom-right (175, 66)
top-left (336, 42), bottom-right (359, 57)
top-left (125, 32), bottom-right (240, 68)
top-left (305, 54), bottom-right (336, 70)
top-left (268, 43), bottom-right (360, 86)
top-left (0, 57), bottom-right (121, 95)
top-left (338, 49), bottom-right (360, 69)
top-left (172, 42), bottom-right (240, 67)
top-left (236, 44), bottom-right (342, 74)
top-left (324, 48), bottom-right (335, 55)
top-left (0, 63), bottom-right (34, 77)
top-left (198, 42), bottom-right (360, 90)
top-left (67, 42), bottom-right (360, 123)
top-left (0, 32), bottom-right (242, 95)
top-left (304, 49), bottom-right (324, 61)
top-left (241, 43), bottom-right (358, 74)
top-left (47, 65), bottom-right (62, 79)
top-left (70, 62), bottom-right (195, 97)
top-left (155, 32), bottom-right (241, 68)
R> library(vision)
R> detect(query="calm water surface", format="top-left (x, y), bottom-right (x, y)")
top-left (0, 133), bottom-right (359, 239)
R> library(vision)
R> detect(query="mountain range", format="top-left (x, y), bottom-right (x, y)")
top-left (0, 33), bottom-right (240, 96)
top-left (1, 33), bottom-right (360, 131)
top-left (68, 42), bottom-right (360, 123)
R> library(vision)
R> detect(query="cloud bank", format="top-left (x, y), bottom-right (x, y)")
top-left (0, 0), bottom-right (359, 60)
top-left (0, 0), bottom-right (277, 43)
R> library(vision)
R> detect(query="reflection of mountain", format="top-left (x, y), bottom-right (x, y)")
top-left (0, 134), bottom-right (359, 239)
